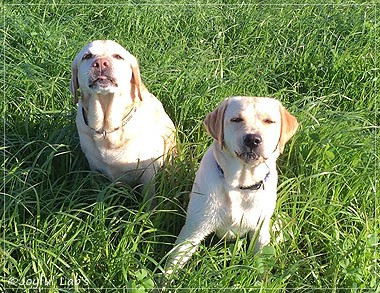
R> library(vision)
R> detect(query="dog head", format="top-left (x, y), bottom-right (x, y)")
top-left (70, 40), bottom-right (142, 104)
top-left (204, 96), bottom-right (298, 165)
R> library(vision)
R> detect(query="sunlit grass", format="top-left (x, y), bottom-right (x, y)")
top-left (2, 2), bottom-right (378, 292)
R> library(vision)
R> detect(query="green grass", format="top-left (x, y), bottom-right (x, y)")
top-left (2, 1), bottom-right (379, 292)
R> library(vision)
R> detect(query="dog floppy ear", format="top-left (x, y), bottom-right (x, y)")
top-left (130, 55), bottom-right (143, 102)
top-left (278, 104), bottom-right (299, 153)
top-left (204, 99), bottom-right (229, 148)
top-left (70, 57), bottom-right (79, 105)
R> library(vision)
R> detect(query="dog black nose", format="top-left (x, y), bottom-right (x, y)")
top-left (243, 134), bottom-right (262, 149)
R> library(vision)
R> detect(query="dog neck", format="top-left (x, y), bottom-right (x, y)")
top-left (212, 142), bottom-right (274, 190)
top-left (81, 92), bottom-right (139, 137)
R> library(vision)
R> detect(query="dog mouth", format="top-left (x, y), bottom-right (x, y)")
top-left (235, 150), bottom-right (261, 164)
top-left (89, 75), bottom-right (117, 89)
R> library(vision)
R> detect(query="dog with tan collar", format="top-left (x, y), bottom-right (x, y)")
top-left (70, 40), bottom-right (176, 193)
top-left (166, 96), bottom-right (298, 274)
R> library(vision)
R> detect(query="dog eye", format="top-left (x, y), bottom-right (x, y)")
top-left (263, 118), bottom-right (276, 124)
top-left (82, 53), bottom-right (93, 60)
top-left (113, 54), bottom-right (124, 60)
top-left (231, 117), bottom-right (243, 123)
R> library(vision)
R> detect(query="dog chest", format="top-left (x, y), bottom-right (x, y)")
top-left (216, 188), bottom-right (274, 239)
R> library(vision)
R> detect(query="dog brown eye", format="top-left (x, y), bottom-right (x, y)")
top-left (113, 54), bottom-right (124, 60)
top-left (264, 118), bottom-right (276, 124)
top-left (231, 117), bottom-right (243, 123)
top-left (82, 53), bottom-right (93, 60)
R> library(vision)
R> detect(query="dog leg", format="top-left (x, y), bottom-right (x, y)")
top-left (249, 218), bottom-right (271, 253)
top-left (165, 193), bottom-right (218, 275)
top-left (165, 223), bottom-right (212, 276)
top-left (135, 161), bottom-right (160, 208)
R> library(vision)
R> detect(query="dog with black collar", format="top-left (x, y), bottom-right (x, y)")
top-left (165, 96), bottom-right (298, 275)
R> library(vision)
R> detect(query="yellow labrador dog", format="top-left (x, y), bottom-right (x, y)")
top-left (70, 40), bottom-right (176, 193)
top-left (166, 96), bottom-right (298, 274)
